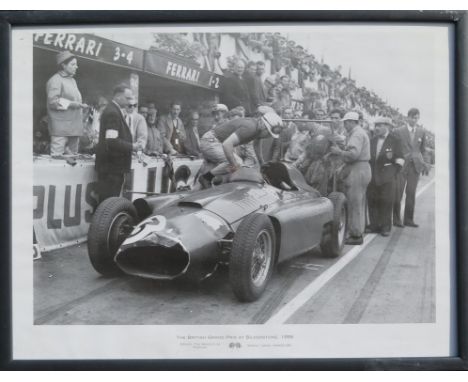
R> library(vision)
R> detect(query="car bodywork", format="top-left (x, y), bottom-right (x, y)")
top-left (113, 162), bottom-right (334, 281)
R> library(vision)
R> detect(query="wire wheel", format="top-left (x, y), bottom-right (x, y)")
top-left (229, 213), bottom-right (276, 302)
top-left (251, 230), bottom-right (273, 288)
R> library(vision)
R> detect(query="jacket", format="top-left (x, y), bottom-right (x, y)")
top-left (369, 133), bottom-right (404, 186)
top-left (157, 114), bottom-right (187, 154)
top-left (46, 71), bottom-right (83, 137)
top-left (184, 125), bottom-right (202, 156)
top-left (393, 124), bottom-right (426, 173)
top-left (221, 74), bottom-right (252, 115)
top-left (95, 101), bottom-right (133, 174)
top-left (128, 112), bottom-right (148, 151)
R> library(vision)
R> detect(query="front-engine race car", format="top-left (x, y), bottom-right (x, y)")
top-left (87, 162), bottom-right (347, 302)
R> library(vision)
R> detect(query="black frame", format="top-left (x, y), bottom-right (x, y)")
top-left (0, 10), bottom-right (466, 370)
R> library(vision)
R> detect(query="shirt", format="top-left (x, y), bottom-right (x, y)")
top-left (376, 132), bottom-right (389, 157)
top-left (113, 100), bottom-right (126, 119)
top-left (146, 124), bottom-right (164, 155)
top-left (285, 130), bottom-right (311, 161)
top-left (342, 125), bottom-right (371, 162)
top-left (408, 123), bottom-right (416, 142)
top-left (184, 125), bottom-right (201, 156)
top-left (213, 118), bottom-right (262, 145)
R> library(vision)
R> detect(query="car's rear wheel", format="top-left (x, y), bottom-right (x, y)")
top-left (321, 192), bottom-right (347, 258)
top-left (88, 197), bottom-right (137, 276)
top-left (229, 213), bottom-right (276, 302)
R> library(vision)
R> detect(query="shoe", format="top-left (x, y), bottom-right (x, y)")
top-left (198, 175), bottom-right (212, 189)
top-left (380, 231), bottom-right (390, 237)
top-left (345, 236), bottom-right (363, 245)
top-left (65, 157), bottom-right (77, 166)
top-left (404, 221), bottom-right (419, 228)
top-left (365, 226), bottom-right (379, 234)
top-left (393, 220), bottom-right (404, 228)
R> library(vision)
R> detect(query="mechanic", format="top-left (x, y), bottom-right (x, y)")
top-left (330, 111), bottom-right (371, 245)
top-left (199, 112), bottom-right (283, 188)
top-left (292, 123), bottom-right (334, 196)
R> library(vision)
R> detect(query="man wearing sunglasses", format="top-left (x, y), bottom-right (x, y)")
top-left (95, 83), bottom-right (134, 203)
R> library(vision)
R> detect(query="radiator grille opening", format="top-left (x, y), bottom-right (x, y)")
top-left (116, 244), bottom-right (189, 278)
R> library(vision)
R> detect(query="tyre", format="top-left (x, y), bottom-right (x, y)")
top-left (88, 197), bottom-right (138, 276)
top-left (321, 192), bottom-right (347, 258)
top-left (229, 213), bottom-right (276, 302)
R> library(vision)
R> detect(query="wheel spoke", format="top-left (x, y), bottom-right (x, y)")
top-left (250, 230), bottom-right (272, 287)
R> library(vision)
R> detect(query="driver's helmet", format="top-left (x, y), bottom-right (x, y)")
top-left (262, 112), bottom-right (283, 138)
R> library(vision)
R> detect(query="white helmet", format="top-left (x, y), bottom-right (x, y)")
top-left (257, 105), bottom-right (276, 115)
top-left (262, 112), bottom-right (283, 138)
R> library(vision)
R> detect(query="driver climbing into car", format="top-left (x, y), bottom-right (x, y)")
top-left (199, 112), bottom-right (283, 188)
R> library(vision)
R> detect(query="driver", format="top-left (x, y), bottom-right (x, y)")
top-left (199, 112), bottom-right (283, 188)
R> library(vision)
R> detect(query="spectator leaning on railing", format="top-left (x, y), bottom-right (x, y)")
top-left (145, 104), bottom-right (166, 156)
top-left (157, 101), bottom-right (187, 155)
top-left (125, 96), bottom-right (148, 153)
top-left (184, 110), bottom-right (202, 157)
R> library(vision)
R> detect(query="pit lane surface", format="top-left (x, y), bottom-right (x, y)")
top-left (34, 174), bottom-right (435, 325)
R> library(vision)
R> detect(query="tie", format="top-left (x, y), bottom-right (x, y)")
top-left (376, 137), bottom-right (384, 158)
top-left (126, 115), bottom-right (132, 129)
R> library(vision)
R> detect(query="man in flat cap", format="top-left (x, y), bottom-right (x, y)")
top-left (367, 117), bottom-right (404, 236)
top-left (330, 111), bottom-right (371, 245)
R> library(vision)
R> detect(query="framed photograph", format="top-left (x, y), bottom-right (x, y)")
top-left (1, 10), bottom-right (467, 369)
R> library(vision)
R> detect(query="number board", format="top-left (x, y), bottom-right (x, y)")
top-left (33, 33), bottom-right (145, 70)
top-left (144, 51), bottom-right (223, 90)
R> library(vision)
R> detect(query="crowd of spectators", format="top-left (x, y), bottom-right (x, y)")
top-left (34, 32), bottom-right (435, 161)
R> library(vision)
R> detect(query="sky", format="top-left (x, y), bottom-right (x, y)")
top-left (99, 24), bottom-right (451, 132)
top-left (289, 25), bottom-right (452, 132)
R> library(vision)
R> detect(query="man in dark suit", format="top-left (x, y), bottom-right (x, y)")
top-left (221, 60), bottom-right (252, 116)
top-left (393, 108), bottom-right (427, 227)
top-left (367, 117), bottom-right (404, 236)
top-left (95, 84), bottom-right (134, 203)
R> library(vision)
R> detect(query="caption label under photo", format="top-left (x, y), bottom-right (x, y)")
top-left (177, 334), bottom-right (294, 350)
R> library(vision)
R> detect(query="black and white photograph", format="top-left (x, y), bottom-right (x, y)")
top-left (11, 21), bottom-right (454, 360)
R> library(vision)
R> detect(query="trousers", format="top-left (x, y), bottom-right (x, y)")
top-left (50, 136), bottom-right (80, 156)
top-left (199, 130), bottom-right (243, 176)
top-left (393, 163), bottom-right (420, 224)
top-left (367, 180), bottom-right (395, 233)
top-left (343, 161), bottom-right (371, 238)
top-left (97, 172), bottom-right (125, 204)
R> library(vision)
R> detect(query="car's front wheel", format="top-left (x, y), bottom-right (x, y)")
top-left (88, 197), bottom-right (137, 277)
top-left (229, 213), bottom-right (276, 302)
top-left (321, 192), bottom-right (347, 257)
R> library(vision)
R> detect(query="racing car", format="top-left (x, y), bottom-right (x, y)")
top-left (87, 162), bottom-right (347, 302)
